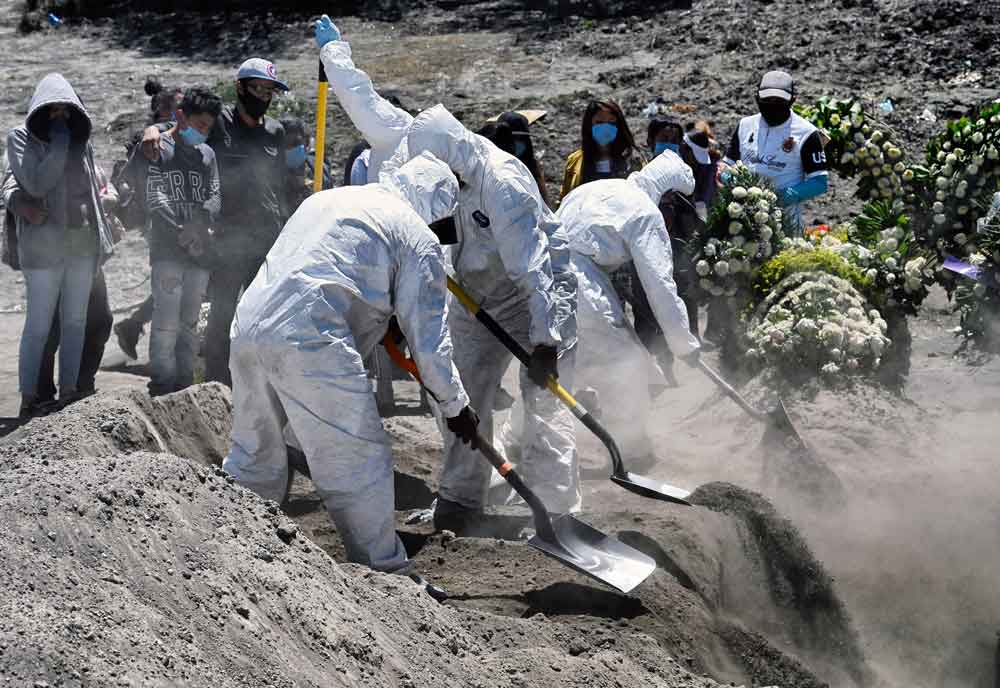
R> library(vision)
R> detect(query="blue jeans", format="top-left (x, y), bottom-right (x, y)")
top-left (149, 260), bottom-right (210, 396)
top-left (19, 257), bottom-right (96, 397)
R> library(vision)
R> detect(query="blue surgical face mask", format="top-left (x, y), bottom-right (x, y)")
top-left (513, 139), bottom-right (529, 159)
top-left (179, 126), bottom-right (207, 147)
top-left (654, 142), bottom-right (680, 156)
top-left (285, 144), bottom-right (307, 169)
top-left (591, 122), bottom-right (618, 147)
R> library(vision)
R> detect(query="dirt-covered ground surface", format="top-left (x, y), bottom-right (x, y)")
top-left (2, 0), bottom-right (1000, 686)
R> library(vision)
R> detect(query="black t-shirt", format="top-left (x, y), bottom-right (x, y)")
top-left (209, 106), bottom-right (287, 257)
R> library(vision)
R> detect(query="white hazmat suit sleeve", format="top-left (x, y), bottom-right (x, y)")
top-left (624, 214), bottom-right (700, 356)
top-left (380, 152), bottom-right (469, 418)
top-left (320, 40), bottom-right (414, 181)
top-left (625, 151), bottom-right (700, 356)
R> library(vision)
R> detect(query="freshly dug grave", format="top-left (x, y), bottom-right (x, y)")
top-left (0, 386), bottom-right (869, 687)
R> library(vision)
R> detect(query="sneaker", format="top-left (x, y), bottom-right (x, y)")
top-left (114, 319), bottom-right (143, 360)
top-left (408, 573), bottom-right (449, 602)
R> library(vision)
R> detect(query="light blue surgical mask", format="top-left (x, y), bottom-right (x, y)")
top-left (179, 126), bottom-right (207, 147)
top-left (654, 142), bottom-right (680, 156)
top-left (285, 144), bottom-right (307, 169)
top-left (591, 123), bottom-right (618, 146)
top-left (513, 139), bottom-right (529, 158)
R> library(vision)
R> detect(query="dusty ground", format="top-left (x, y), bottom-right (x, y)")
top-left (0, 385), bottom-right (865, 687)
top-left (2, 1), bottom-right (1000, 686)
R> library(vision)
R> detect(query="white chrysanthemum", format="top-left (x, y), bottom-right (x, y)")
top-left (760, 226), bottom-right (774, 242)
top-left (885, 256), bottom-right (898, 270)
top-left (769, 329), bottom-right (785, 345)
top-left (714, 260), bottom-right (730, 277)
top-left (732, 235), bottom-right (746, 248)
top-left (728, 221), bottom-right (743, 235)
top-left (969, 253), bottom-right (987, 267)
top-left (866, 268), bottom-right (878, 281)
top-left (870, 337), bottom-right (885, 357)
top-left (705, 243), bottom-right (717, 257)
top-left (933, 214), bottom-right (947, 225)
top-left (731, 186), bottom-right (748, 200)
top-left (955, 233), bottom-right (968, 245)
top-left (728, 202), bottom-right (744, 218)
top-left (936, 177), bottom-right (950, 189)
top-left (696, 260), bottom-right (711, 276)
top-left (754, 210), bottom-right (770, 225)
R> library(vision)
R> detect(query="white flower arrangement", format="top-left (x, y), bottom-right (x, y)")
top-left (747, 271), bottom-right (891, 380)
top-left (693, 164), bottom-right (787, 303)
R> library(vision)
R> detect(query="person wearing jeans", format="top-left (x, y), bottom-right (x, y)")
top-left (4, 73), bottom-right (118, 416)
top-left (149, 262), bottom-right (210, 394)
top-left (142, 87), bottom-right (222, 396)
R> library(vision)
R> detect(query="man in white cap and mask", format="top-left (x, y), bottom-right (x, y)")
top-left (722, 70), bottom-right (830, 233)
top-left (142, 57), bottom-right (293, 386)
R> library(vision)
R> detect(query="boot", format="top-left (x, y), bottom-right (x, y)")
top-left (114, 318), bottom-right (144, 360)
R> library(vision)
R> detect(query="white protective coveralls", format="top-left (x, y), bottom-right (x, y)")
top-left (557, 150), bottom-right (701, 459)
top-left (223, 153), bottom-right (468, 573)
top-left (383, 105), bottom-right (581, 514)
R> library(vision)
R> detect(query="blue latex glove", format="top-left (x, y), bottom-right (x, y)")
top-left (314, 14), bottom-right (340, 48)
top-left (780, 174), bottom-right (828, 207)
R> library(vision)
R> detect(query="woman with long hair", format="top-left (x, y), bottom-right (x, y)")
top-left (560, 99), bottom-right (644, 201)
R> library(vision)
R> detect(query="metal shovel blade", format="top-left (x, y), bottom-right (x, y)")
top-left (528, 514), bottom-right (656, 594)
top-left (610, 472), bottom-right (692, 506)
top-left (765, 398), bottom-right (808, 450)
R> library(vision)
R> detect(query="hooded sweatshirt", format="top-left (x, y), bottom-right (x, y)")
top-left (5, 73), bottom-right (116, 270)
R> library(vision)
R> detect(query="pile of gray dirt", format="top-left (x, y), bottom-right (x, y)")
top-left (0, 386), bottom-right (869, 687)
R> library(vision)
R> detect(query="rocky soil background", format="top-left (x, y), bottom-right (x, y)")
top-left (2, 1), bottom-right (1000, 687)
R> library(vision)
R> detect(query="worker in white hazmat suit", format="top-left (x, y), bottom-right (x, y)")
top-left (314, 15), bottom-right (580, 525)
top-left (223, 152), bottom-right (480, 574)
top-left (385, 105), bottom-right (581, 525)
top-left (557, 149), bottom-right (701, 461)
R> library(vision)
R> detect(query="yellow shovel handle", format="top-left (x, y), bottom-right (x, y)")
top-left (313, 63), bottom-right (329, 194)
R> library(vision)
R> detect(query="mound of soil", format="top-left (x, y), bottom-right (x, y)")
top-left (0, 386), bottom-right (869, 686)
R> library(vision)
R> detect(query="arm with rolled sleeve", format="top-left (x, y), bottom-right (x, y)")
top-left (6, 126), bottom-right (69, 199)
top-left (488, 179), bottom-right (561, 347)
top-left (625, 211), bottom-right (700, 356)
top-left (319, 41), bottom-right (413, 160)
top-left (394, 240), bottom-right (470, 419)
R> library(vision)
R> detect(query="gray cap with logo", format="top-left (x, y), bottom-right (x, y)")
top-left (758, 70), bottom-right (794, 100)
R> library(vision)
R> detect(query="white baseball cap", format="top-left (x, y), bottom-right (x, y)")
top-left (758, 70), bottom-right (794, 101)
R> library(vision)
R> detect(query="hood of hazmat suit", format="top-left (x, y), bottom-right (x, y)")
top-left (385, 104), bottom-right (573, 348)
top-left (225, 153), bottom-right (466, 574)
top-left (558, 148), bottom-right (699, 357)
top-left (320, 39), bottom-right (414, 183)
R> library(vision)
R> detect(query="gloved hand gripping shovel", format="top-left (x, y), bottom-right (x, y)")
top-left (383, 337), bottom-right (657, 594)
top-left (446, 276), bottom-right (692, 506)
top-left (695, 359), bottom-right (810, 452)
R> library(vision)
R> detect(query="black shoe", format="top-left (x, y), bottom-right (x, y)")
top-left (408, 573), bottom-right (449, 602)
top-left (432, 497), bottom-right (480, 535)
top-left (114, 319), bottom-right (143, 360)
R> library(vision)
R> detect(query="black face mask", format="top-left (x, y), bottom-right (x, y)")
top-left (238, 88), bottom-right (270, 120)
top-left (429, 216), bottom-right (458, 245)
top-left (757, 98), bottom-right (792, 127)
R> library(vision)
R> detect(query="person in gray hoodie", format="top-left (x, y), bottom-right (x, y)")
top-left (5, 73), bottom-right (117, 416)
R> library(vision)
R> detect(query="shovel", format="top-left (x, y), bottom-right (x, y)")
top-left (312, 60), bottom-right (329, 194)
top-left (695, 359), bottom-right (809, 451)
top-left (382, 337), bottom-right (656, 593)
top-left (446, 276), bottom-right (692, 506)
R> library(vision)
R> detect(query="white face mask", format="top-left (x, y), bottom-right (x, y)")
top-left (595, 159), bottom-right (612, 174)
